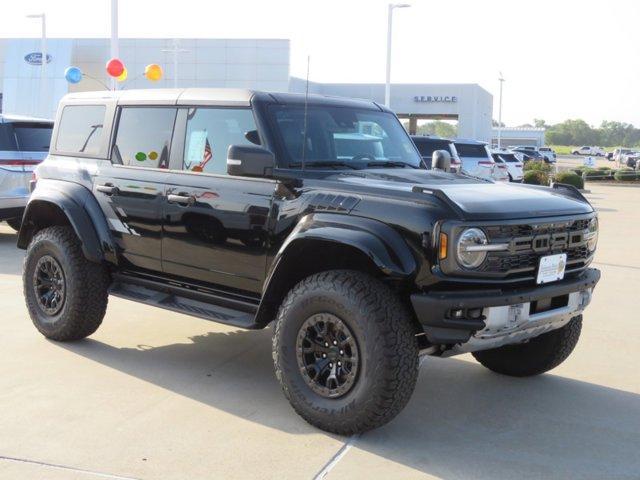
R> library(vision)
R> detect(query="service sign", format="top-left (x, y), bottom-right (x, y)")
top-left (414, 95), bottom-right (458, 103)
top-left (24, 52), bottom-right (52, 66)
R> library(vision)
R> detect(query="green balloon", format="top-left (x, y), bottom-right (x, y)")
top-left (135, 152), bottom-right (147, 161)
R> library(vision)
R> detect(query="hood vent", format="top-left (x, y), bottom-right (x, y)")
top-left (306, 193), bottom-right (360, 213)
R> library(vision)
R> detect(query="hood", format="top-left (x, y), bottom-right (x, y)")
top-left (324, 169), bottom-right (594, 220)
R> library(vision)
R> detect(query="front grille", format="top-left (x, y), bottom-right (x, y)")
top-left (479, 218), bottom-right (593, 278)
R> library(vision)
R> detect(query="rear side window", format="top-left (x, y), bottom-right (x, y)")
top-left (113, 107), bottom-right (177, 168)
top-left (56, 105), bottom-right (106, 155)
top-left (0, 124), bottom-right (18, 150)
top-left (455, 143), bottom-right (488, 158)
top-left (13, 123), bottom-right (53, 152)
top-left (183, 107), bottom-right (257, 175)
top-left (414, 139), bottom-right (451, 158)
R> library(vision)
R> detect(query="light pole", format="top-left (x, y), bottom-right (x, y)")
top-left (385, 3), bottom-right (410, 108)
top-left (162, 39), bottom-right (189, 88)
top-left (497, 72), bottom-right (505, 148)
top-left (110, 0), bottom-right (119, 90)
top-left (26, 13), bottom-right (46, 117)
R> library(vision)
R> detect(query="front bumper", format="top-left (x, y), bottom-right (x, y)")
top-left (411, 268), bottom-right (600, 349)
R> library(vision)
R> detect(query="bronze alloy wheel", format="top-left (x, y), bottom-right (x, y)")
top-left (296, 313), bottom-right (359, 398)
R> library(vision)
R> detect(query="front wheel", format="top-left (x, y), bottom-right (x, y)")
top-left (273, 270), bottom-right (419, 435)
top-left (472, 315), bottom-right (582, 377)
top-left (23, 226), bottom-right (110, 341)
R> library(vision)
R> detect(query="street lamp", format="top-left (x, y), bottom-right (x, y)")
top-left (497, 72), bottom-right (505, 148)
top-left (110, 0), bottom-right (119, 90)
top-left (385, 3), bottom-right (411, 108)
top-left (26, 13), bottom-right (46, 117)
top-left (162, 39), bottom-right (189, 88)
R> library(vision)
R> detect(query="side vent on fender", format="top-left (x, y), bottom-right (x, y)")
top-left (306, 193), bottom-right (360, 213)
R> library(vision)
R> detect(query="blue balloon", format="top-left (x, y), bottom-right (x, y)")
top-left (64, 66), bottom-right (82, 84)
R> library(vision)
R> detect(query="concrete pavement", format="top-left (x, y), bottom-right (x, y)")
top-left (0, 183), bottom-right (639, 479)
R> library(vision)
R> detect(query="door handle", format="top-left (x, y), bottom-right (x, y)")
top-left (96, 184), bottom-right (119, 195)
top-left (167, 194), bottom-right (195, 205)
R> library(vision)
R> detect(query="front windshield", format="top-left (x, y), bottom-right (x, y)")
top-left (269, 105), bottom-right (422, 169)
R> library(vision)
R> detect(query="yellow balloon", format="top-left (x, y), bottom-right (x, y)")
top-left (116, 67), bottom-right (128, 82)
top-left (144, 64), bottom-right (163, 82)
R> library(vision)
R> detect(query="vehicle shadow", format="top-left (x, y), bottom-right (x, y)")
top-left (59, 328), bottom-right (640, 479)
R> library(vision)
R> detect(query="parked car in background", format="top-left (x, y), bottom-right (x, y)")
top-left (605, 151), bottom-right (614, 161)
top-left (512, 146), bottom-right (549, 163)
top-left (572, 146), bottom-right (605, 156)
top-left (491, 149), bottom-right (524, 182)
top-left (613, 148), bottom-right (632, 165)
top-left (0, 114), bottom-right (54, 230)
top-left (538, 146), bottom-right (557, 163)
top-left (410, 135), bottom-right (461, 171)
top-left (454, 139), bottom-right (507, 181)
top-left (622, 151), bottom-right (640, 169)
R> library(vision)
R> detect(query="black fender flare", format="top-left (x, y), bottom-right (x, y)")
top-left (255, 213), bottom-right (418, 326)
top-left (17, 179), bottom-right (117, 264)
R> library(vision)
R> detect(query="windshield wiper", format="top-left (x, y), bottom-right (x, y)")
top-left (366, 161), bottom-right (418, 169)
top-left (289, 161), bottom-right (359, 170)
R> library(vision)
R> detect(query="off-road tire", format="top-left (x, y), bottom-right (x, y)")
top-left (6, 217), bottom-right (21, 231)
top-left (23, 226), bottom-right (109, 341)
top-left (272, 270), bottom-right (419, 435)
top-left (472, 315), bottom-right (582, 377)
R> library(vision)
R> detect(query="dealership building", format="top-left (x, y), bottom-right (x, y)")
top-left (0, 37), bottom-right (493, 142)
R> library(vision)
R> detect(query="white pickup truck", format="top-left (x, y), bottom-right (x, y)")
top-left (572, 146), bottom-right (605, 156)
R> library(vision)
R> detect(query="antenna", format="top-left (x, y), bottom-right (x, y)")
top-left (301, 55), bottom-right (310, 171)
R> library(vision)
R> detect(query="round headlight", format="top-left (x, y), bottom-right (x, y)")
top-left (456, 228), bottom-right (488, 269)
top-left (586, 217), bottom-right (598, 251)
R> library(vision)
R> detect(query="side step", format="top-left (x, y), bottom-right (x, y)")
top-left (109, 274), bottom-right (261, 330)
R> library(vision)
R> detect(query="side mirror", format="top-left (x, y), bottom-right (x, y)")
top-left (227, 145), bottom-right (275, 178)
top-left (432, 150), bottom-right (451, 172)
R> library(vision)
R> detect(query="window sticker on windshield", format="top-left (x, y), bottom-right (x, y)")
top-left (186, 130), bottom-right (208, 167)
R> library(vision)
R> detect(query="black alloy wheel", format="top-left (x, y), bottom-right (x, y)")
top-left (296, 313), bottom-right (359, 398)
top-left (33, 254), bottom-right (66, 316)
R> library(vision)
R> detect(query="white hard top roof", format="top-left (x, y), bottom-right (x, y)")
top-left (61, 88), bottom-right (255, 107)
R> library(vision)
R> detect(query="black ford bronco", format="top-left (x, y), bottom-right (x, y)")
top-left (17, 89), bottom-right (600, 434)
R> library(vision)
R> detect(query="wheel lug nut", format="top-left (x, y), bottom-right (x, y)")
top-left (324, 342), bottom-right (329, 347)
top-left (337, 361), bottom-right (342, 366)
top-left (329, 362), bottom-right (333, 367)
top-left (339, 350), bottom-right (344, 355)
top-left (322, 353), bottom-right (327, 358)
top-left (333, 340), bottom-right (337, 345)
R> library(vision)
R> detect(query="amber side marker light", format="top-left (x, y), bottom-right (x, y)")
top-left (439, 232), bottom-right (448, 260)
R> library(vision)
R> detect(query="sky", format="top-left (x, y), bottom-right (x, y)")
top-left (1, 0), bottom-right (639, 127)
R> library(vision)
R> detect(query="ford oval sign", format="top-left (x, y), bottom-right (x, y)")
top-left (24, 52), bottom-right (52, 66)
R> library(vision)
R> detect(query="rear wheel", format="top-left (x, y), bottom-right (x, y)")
top-left (273, 270), bottom-right (419, 435)
top-left (23, 226), bottom-right (110, 341)
top-left (5, 217), bottom-right (21, 231)
top-left (472, 316), bottom-right (582, 377)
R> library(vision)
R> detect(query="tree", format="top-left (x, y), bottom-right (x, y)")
top-left (545, 119), bottom-right (596, 146)
top-left (533, 119), bottom-right (547, 128)
top-left (417, 121), bottom-right (457, 138)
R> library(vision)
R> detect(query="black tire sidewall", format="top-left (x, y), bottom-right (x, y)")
top-left (24, 230), bottom-right (84, 337)
top-left (274, 271), bottom-right (419, 433)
